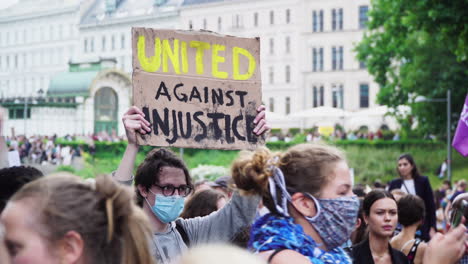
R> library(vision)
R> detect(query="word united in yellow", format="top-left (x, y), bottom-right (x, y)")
top-left (137, 36), bottom-right (257, 80)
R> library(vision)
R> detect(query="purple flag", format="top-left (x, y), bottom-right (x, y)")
top-left (452, 94), bottom-right (468, 157)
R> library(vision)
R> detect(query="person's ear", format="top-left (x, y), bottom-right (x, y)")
top-left (363, 214), bottom-right (369, 225)
top-left (58, 230), bottom-right (84, 264)
top-left (137, 184), bottom-right (148, 198)
top-left (356, 218), bottom-right (362, 229)
top-left (290, 193), bottom-right (317, 218)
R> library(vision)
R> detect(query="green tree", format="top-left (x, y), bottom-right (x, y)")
top-left (356, 0), bottom-right (468, 137)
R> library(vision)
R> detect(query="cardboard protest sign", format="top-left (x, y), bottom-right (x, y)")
top-left (132, 28), bottom-right (265, 150)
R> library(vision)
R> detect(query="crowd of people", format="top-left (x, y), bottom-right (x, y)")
top-left (3, 130), bottom-right (127, 166)
top-left (268, 129), bottom-right (400, 143)
top-left (0, 105), bottom-right (466, 264)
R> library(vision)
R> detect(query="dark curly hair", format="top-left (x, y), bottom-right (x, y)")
top-left (134, 148), bottom-right (191, 206)
top-left (0, 166), bottom-right (43, 212)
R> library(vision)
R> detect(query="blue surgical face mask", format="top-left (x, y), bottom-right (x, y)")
top-left (145, 190), bottom-right (185, 223)
top-left (304, 194), bottom-right (360, 250)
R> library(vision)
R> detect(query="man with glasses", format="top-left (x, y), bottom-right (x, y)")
top-left (114, 106), bottom-right (269, 264)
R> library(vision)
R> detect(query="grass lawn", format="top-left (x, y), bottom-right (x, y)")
top-left (66, 144), bottom-right (466, 189)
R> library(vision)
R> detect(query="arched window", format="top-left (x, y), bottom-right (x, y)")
top-left (94, 87), bottom-right (118, 134)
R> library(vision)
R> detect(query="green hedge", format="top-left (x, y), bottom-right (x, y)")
top-left (55, 138), bottom-right (445, 155)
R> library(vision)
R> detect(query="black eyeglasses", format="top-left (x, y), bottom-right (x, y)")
top-left (153, 184), bottom-right (193, 197)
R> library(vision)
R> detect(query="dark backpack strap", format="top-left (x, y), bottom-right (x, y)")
top-left (407, 239), bottom-right (422, 264)
top-left (268, 248), bottom-right (288, 263)
top-left (175, 221), bottom-right (190, 247)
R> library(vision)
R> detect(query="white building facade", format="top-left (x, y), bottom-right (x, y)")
top-left (0, 0), bottom-right (395, 137)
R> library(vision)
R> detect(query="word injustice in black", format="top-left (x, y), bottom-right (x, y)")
top-left (142, 107), bottom-right (258, 144)
top-left (154, 81), bottom-right (249, 107)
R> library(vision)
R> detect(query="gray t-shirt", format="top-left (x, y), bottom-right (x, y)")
top-left (115, 176), bottom-right (260, 264)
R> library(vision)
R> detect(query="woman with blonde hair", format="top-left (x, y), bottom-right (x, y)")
top-left (0, 174), bottom-right (154, 264)
top-left (232, 143), bottom-right (359, 264)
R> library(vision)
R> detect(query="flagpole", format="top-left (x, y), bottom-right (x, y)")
top-left (447, 89), bottom-right (451, 183)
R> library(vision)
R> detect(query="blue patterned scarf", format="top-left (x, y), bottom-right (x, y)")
top-left (249, 213), bottom-right (352, 264)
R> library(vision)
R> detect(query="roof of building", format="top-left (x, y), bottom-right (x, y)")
top-left (0, 0), bottom-right (79, 22)
top-left (182, 0), bottom-right (231, 5)
top-left (80, 0), bottom-right (182, 25)
top-left (48, 71), bottom-right (99, 97)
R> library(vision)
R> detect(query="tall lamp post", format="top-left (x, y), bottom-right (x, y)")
top-left (22, 89), bottom-right (44, 137)
top-left (414, 89), bottom-right (452, 182)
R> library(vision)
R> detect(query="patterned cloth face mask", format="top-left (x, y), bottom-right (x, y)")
top-left (268, 167), bottom-right (359, 250)
top-left (303, 193), bottom-right (360, 249)
top-left (145, 189), bottom-right (185, 223)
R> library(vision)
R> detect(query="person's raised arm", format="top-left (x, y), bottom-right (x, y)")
top-left (253, 105), bottom-right (270, 136)
top-left (423, 223), bottom-right (467, 264)
top-left (114, 106), bottom-right (151, 182)
top-left (177, 105), bottom-right (269, 244)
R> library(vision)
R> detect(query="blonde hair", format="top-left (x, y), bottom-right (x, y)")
top-left (232, 143), bottom-right (346, 214)
top-left (11, 174), bottom-right (155, 264)
top-left (177, 244), bottom-right (265, 264)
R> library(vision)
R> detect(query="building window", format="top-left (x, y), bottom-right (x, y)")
top-left (285, 65), bottom-right (290, 83)
top-left (121, 34), bottom-right (125, 49)
top-left (50, 25), bottom-right (54, 40)
top-left (269, 38), bottom-right (274, 55)
top-left (59, 24), bottom-right (63, 39)
top-left (313, 85), bottom-right (325, 107)
top-left (359, 60), bottom-right (366, 69)
top-left (338, 8), bottom-right (343, 30)
top-left (269, 66), bottom-right (274, 84)
top-left (338, 46), bottom-right (343, 70)
top-left (269, 97), bottom-right (274, 112)
top-left (360, 84), bottom-right (369, 108)
top-left (332, 47), bottom-right (337, 70)
top-left (285, 97), bottom-right (291, 114)
top-left (332, 84), bottom-right (344, 108)
top-left (102, 36), bottom-right (106, 52)
top-left (203, 19), bottom-right (207, 30)
top-left (312, 48), bottom-right (317, 71)
top-left (111, 35), bottom-right (115, 50)
top-left (254, 12), bottom-right (258, 27)
top-left (313, 11), bottom-right (325, 32)
top-left (270, 11), bottom-right (274, 25)
top-left (9, 108), bottom-right (31, 119)
top-left (332, 9), bottom-right (336, 30)
top-left (319, 48), bottom-right (324, 71)
top-left (189, 20), bottom-right (193, 29)
top-left (312, 48), bottom-right (323, 71)
top-left (218, 17), bottom-right (222, 32)
top-left (359, 5), bottom-right (369, 29)
top-left (285, 36), bottom-right (290, 53)
top-left (332, 8), bottom-right (343, 30)
top-left (320, 86), bottom-right (324, 106)
top-left (233, 14), bottom-right (242, 28)
top-left (312, 11), bottom-right (318, 32)
top-left (84, 38), bottom-right (88, 53)
top-left (69, 24), bottom-right (74, 37)
top-left (40, 26), bottom-right (44, 41)
top-left (332, 46), bottom-right (343, 70)
top-left (286, 9), bottom-right (290, 24)
top-left (319, 10), bottom-right (324, 31)
top-left (91, 37), bottom-right (95, 52)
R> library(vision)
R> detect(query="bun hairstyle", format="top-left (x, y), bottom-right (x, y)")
top-left (232, 143), bottom-right (346, 214)
top-left (10, 173), bottom-right (155, 264)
